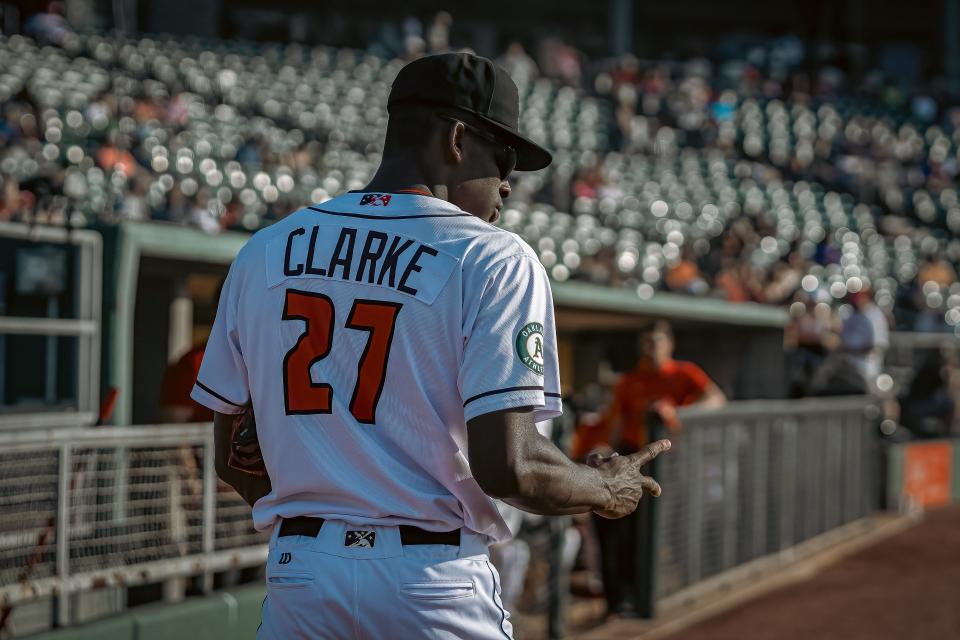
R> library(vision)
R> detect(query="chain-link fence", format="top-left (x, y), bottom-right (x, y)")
top-left (636, 396), bottom-right (880, 615)
top-left (0, 449), bottom-right (60, 588)
top-left (0, 424), bottom-right (268, 630)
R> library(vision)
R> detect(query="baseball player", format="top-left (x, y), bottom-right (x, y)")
top-left (191, 52), bottom-right (670, 639)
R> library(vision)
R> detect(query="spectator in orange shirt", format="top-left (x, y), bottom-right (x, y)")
top-left (95, 131), bottom-right (138, 178)
top-left (665, 246), bottom-right (708, 296)
top-left (601, 320), bottom-right (726, 454)
top-left (917, 256), bottom-right (958, 288)
top-left (714, 258), bottom-right (749, 302)
top-left (591, 320), bottom-right (725, 618)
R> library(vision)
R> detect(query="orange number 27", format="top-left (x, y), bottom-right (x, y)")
top-left (282, 289), bottom-right (402, 424)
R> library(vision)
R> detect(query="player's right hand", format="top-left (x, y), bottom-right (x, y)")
top-left (592, 439), bottom-right (671, 519)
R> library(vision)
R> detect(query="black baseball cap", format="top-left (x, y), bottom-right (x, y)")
top-left (387, 52), bottom-right (553, 171)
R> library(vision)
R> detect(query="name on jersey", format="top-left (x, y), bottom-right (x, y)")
top-left (267, 224), bottom-right (457, 305)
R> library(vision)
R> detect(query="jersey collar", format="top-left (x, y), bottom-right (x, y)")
top-left (310, 190), bottom-right (467, 216)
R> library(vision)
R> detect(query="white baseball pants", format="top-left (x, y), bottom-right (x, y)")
top-left (257, 519), bottom-right (514, 639)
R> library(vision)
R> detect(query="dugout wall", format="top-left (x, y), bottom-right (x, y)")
top-left (102, 222), bottom-right (790, 425)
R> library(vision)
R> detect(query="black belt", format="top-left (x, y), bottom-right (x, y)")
top-left (278, 516), bottom-right (461, 546)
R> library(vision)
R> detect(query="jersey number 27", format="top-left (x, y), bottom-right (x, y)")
top-left (282, 289), bottom-right (402, 424)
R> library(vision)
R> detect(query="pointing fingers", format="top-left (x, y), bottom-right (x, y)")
top-left (629, 438), bottom-right (672, 467)
top-left (640, 475), bottom-right (662, 498)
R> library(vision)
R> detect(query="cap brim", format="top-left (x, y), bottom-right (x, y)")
top-left (473, 113), bottom-right (553, 171)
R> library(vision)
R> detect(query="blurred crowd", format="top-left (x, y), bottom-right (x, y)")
top-left (2, 24), bottom-right (960, 334)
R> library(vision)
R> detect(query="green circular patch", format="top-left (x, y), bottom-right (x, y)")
top-left (516, 322), bottom-right (545, 375)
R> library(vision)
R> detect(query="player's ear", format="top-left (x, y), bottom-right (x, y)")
top-left (445, 120), bottom-right (466, 166)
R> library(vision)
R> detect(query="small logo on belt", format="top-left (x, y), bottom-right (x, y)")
top-left (278, 552), bottom-right (292, 564)
top-left (345, 530), bottom-right (376, 548)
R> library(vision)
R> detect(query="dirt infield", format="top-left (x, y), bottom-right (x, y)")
top-left (662, 506), bottom-right (960, 640)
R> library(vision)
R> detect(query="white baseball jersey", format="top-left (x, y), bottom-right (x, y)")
top-left (191, 191), bottom-right (562, 542)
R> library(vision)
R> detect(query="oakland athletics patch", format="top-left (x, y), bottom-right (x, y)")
top-left (516, 322), bottom-right (545, 375)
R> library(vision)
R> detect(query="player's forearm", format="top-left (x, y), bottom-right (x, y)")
top-left (504, 434), bottom-right (612, 515)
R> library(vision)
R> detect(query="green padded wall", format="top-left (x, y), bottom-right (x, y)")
top-left (23, 586), bottom-right (266, 640)
top-left (24, 614), bottom-right (134, 640)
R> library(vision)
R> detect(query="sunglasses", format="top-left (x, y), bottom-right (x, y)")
top-left (438, 115), bottom-right (517, 180)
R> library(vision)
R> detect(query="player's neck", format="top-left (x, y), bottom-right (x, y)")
top-left (363, 158), bottom-right (449, 202)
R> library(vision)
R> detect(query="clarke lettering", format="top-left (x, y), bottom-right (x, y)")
top-left (284, 227), bottom-right (305, 276)
top-left (398, 245), bottom-right (439, 296)
top-left (282, 225), bottom-right (440, 298)
top-left (355, 231), bottom-right (389, 284)
top-left (305, 225), bottom-right (326, 276)
top-left (376, 236), bottom-right (415, 288)
top-left (327, 227), bottom-right (357, 280)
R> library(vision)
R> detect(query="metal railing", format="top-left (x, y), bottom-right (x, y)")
top-left (1, 401), bottom-right (883, 631)
top-left (636, 396), bottom-right (880, 616)
top-left (0, 424), bottom-right (268, 628)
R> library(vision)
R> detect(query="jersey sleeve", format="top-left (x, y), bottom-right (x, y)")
top-left (460, 254), bottom-right (562, 423)
top-left (190, 263), bottom-right (251, 415)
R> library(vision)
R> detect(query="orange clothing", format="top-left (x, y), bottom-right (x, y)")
top-left (918, 261), bottom-right (957, 288)
top-left (160, 345), bottom-right (213, 422)
top-left (607, 359), bottom-right (712, 449)
top-left (96, 146), bottom-right (138, 177)
top-left (665, 260), bottom-right (699, 291)
top-left (571, 415), bottom-right (610, 461)
top-left (716, 270), bottom-right (749, 302)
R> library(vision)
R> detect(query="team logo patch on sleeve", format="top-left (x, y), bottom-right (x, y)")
top-left (359, 193), bottom-right (391, 207)
top-left (516, 322), bottom-right (545, 375)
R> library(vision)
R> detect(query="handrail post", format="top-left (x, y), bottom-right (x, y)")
top-left (752, 422), bottom-right (769, 560)
top-left (546, 409), bottom-right (574, 639)
top-left (721, 421), bottom-right (739, 572)
top-left (546, 515), bottom-right (570, 639)
top-left (634, 414), bottom-right (663, 618)
top-left (55, 443), bottom-right (71, 627)
top-left (202, 430), bottom-right (217, 593)
top-left (779, 418), bottom-right (797, 551)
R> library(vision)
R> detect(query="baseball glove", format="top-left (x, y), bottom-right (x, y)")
top-left (228, 406), bottom-right (267, 477)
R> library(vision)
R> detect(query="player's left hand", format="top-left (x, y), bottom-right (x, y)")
top-left (592, 438), bottom-right (671, 519)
